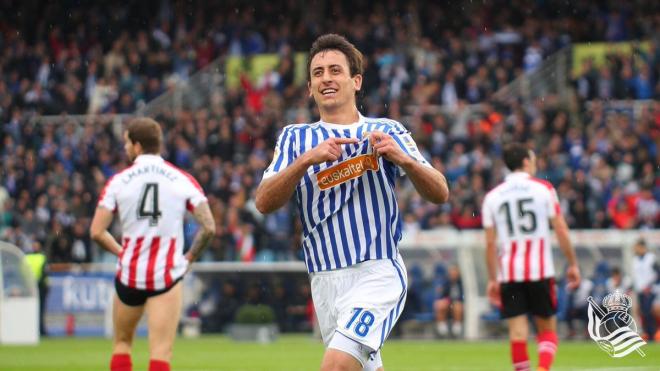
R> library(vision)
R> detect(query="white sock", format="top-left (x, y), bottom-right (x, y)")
top-left (436, 322), bottom-right (449, 336)
top-left (452, 322), bottom-right (463, 335)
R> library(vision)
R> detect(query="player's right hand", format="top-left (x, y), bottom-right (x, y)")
top-left (566, 264), bottom-right (581, 290)
top-left (487, 280), bottom-right (501, 308)
top-left (303, 137), bottom-right (358, 165)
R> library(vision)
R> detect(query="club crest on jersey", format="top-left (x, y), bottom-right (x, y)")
top-left (316, 154), bottom-right (379, 190)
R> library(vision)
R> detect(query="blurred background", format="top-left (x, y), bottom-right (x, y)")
top-left (0, 0), bottom-right (658, 344)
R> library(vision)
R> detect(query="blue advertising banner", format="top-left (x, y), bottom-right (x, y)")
top-left (45, 271), bottom-right (147, 337)
top-left (47, 271), bottom-right (115, 313)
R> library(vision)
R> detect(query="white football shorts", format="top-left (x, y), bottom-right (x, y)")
top-left (310, 253), bottom-right (408, 365)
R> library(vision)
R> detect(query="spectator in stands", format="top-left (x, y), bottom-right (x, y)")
top-left (25, 241), bottom-right (49, 336)
top-left (284, 282), bottom-right (314, 332)
top-left (636, 187), bottom-right (660, 229)
top-left (216, 281), bottom-right (241, 331)
top-left (632, 239), bottom-right (658, 341)
top-left (433, 265), bottom-right (464, 337)
top-left (565, 276), bottom-right (594, 339)
top-left (606, 266), bottom-right (632, 294)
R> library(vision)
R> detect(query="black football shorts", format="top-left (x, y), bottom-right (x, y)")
top-left (499, 278), bottom-right (557, 319)
top-left (115, 277), bottom-right (182, 307)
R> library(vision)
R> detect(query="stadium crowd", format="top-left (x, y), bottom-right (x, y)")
top-left (0, 0), bottom-right (659, 268)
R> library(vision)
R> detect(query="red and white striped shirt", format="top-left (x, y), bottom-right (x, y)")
top-left (98, 154), bottom-right (207, 290)
top-left (482, 172), bottom-right (561, 283)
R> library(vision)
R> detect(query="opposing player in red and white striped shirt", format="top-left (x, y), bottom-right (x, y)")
top-left (482, 143), bottom-right (580, 371)
top-left (90, 118), bottom-right (215, 371)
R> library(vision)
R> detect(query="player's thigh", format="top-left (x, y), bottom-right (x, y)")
top-left (145, 282), bottom-right (183, 355)
top-left (528, 278), bottom-right (557, 318)
top-left (507, 314), bottom-right (529, 341)
top-left (113, 293), bottom-right (145, 343)
top-left (311, 272), bottom-right (340, 346)
top-left (335, 257), bottom-right (407, 352)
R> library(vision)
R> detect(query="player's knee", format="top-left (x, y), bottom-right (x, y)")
top-left (434, 299), bottom-right (449, 311)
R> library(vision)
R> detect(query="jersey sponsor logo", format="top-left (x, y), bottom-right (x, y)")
top-left (316, 154), bottom-right (379, 190)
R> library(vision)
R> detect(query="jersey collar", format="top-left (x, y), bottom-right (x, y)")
top-left (133, 154), bottom-right (163, 163)
top-left (505, 171), bottom-right (530, 181)
top-left (319, 112), bottom-right (365, 130)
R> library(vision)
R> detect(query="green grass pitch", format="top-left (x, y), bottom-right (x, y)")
top-left (0, 335), bottom-right (656, 370)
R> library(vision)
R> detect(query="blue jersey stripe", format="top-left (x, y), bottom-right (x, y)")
top-left (365, 170), bottom-right (382, 259)
top-left (272, 127), bottom-right (293, 172)
top-left (356, 143), bottom-right (373, 261)
top-left (375, 170), bottom-right (394, 259)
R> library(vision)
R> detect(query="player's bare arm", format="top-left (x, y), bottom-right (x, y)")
top-left (369, 131), bottom-right (449, 204)
top-left (484, 226), bottom-right (501, 306)
top-left (184, 202), bottom-right (216, 263)
top-left (255, 136), bottom-right (358, 214)
top-left (550, 214), bottom-right (581, 289)
top-left (89, 206), bottom-right (123, 256)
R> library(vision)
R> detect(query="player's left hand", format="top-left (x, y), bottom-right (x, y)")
top-left (369, 131), bottom-right (411, 167)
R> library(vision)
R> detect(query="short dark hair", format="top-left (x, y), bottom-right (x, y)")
top-left (307, 34), bottom-right (364, 81)
top-left (126, 118), bottom-right (163, 154)
top-left (502, 143), bottom-right (531, 171)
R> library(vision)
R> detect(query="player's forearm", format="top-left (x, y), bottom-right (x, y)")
top-left (186, 228), bottom-right (214, 263)
top-left (91, 231), bottom-right (123, 256)
top-left (186, 203), bottom-right (216, 263)
top-left (486, 242), bottom-right (499, 281)
top-left (554, 217), bottom-right (577, 266)
top-left (256, 155), bottom-right (311, 214)
top-left (400, 158), bottom-right (449, 204)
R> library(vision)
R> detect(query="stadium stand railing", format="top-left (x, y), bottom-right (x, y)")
top-left (492, 46), bottom-right (571, 104)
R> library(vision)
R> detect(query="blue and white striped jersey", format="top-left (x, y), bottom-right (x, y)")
top-left (262, 114), bottom-right (432, 273)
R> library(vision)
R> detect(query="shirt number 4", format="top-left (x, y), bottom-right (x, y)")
top-left (345, 308), bottom-right (375, 337)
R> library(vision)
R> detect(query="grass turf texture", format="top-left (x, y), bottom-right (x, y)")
top-left (0, 335), bottom-right (656, 370)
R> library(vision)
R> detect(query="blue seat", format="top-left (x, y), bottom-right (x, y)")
top-left (593, 261), bottom-right (610, 281)
top-left (481, 306), bottom-right (500, 323)
top-left (433, 263), bottom-right (448, 283)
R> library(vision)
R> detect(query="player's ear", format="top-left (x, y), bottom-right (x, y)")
top-left (353, 74), bottom-right (362, 92)
top-left (133, 141), bottom-right (143, 155)
top-left (307, 80), bottom-right (312, 98)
